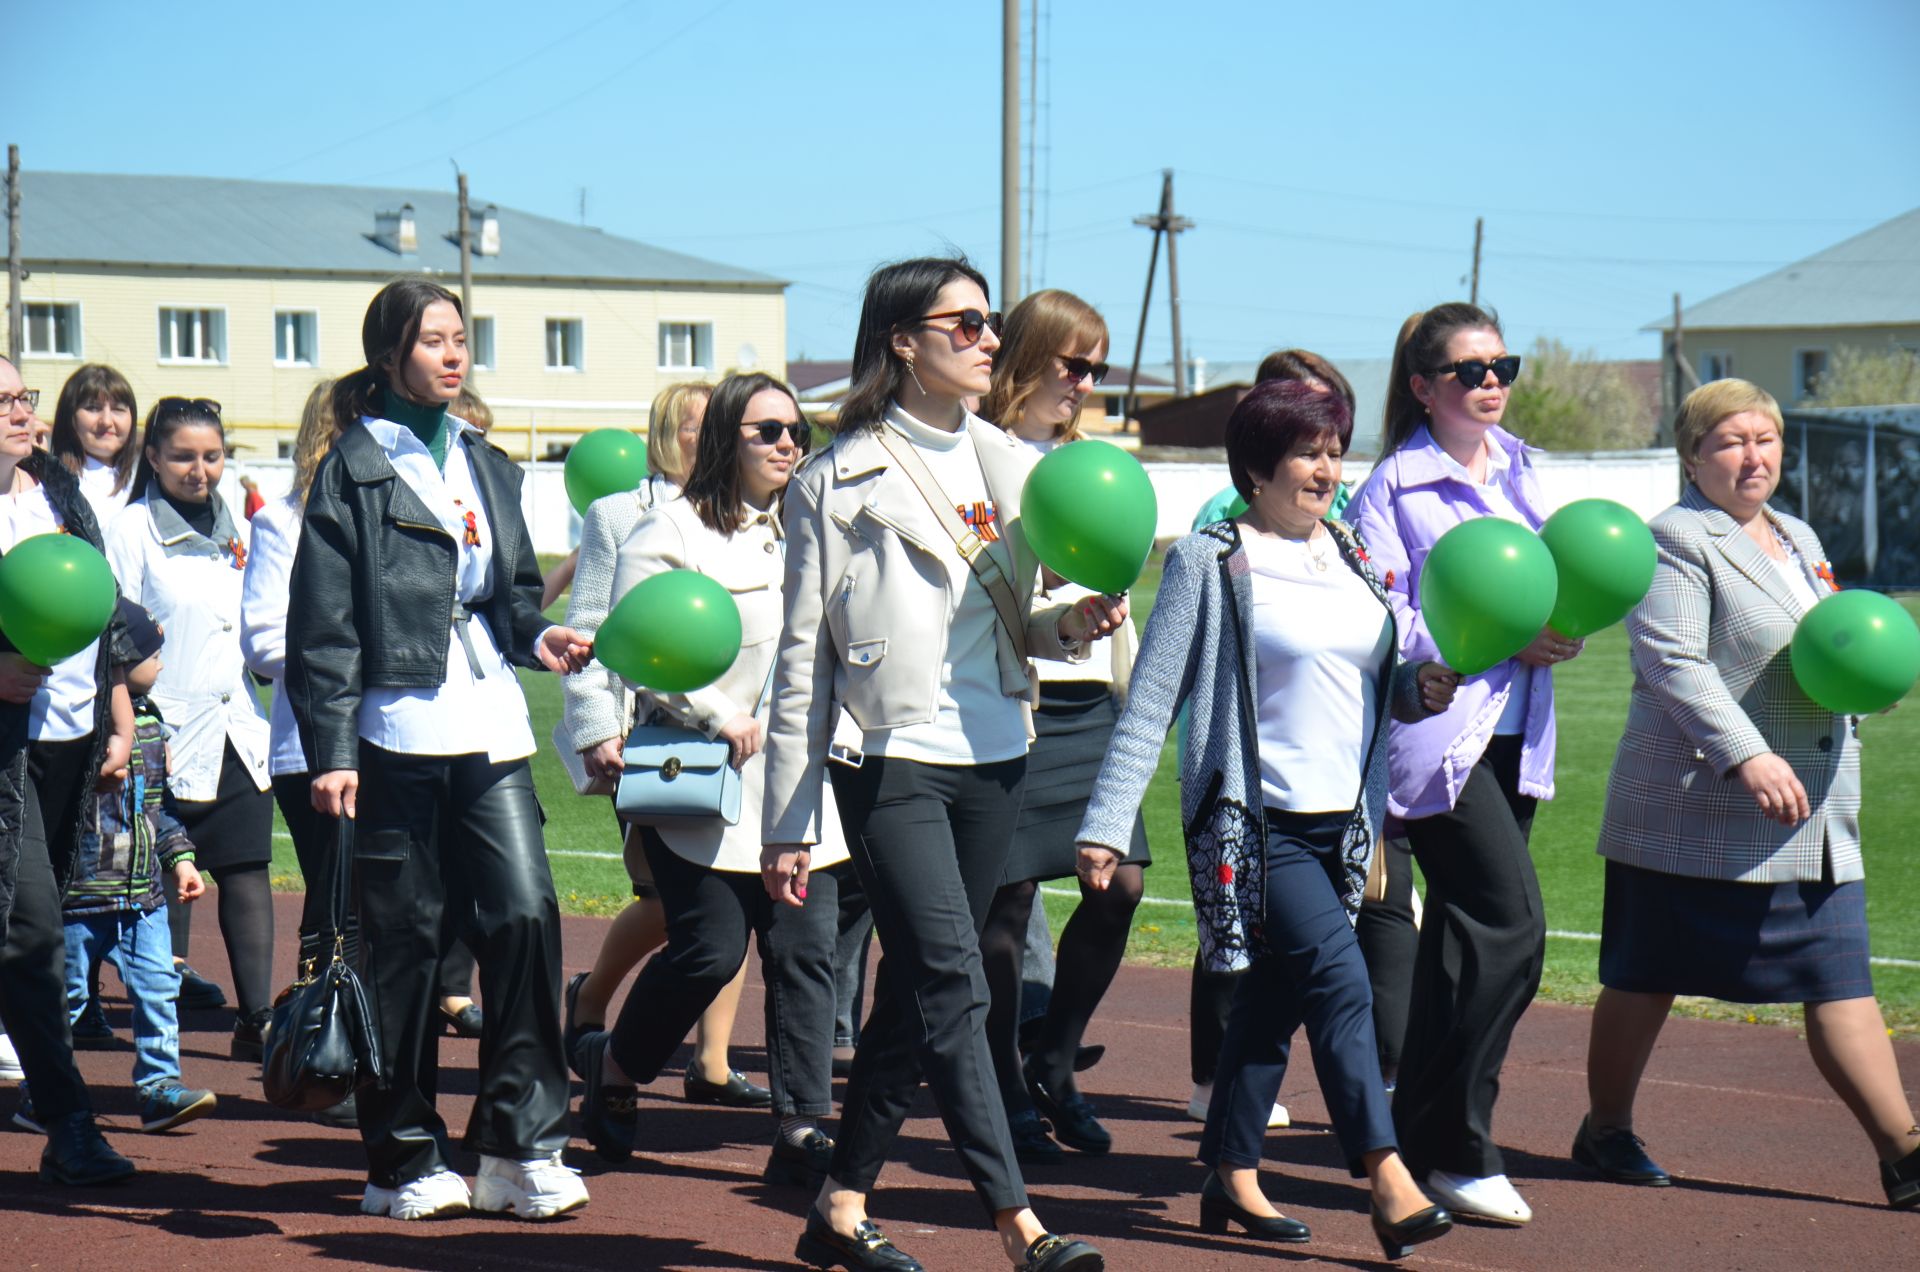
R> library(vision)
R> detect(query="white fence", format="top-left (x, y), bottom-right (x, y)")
top-left (225, 449), bottom-right (1683, 558)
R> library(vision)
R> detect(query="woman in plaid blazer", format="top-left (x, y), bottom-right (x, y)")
top-left (1574, 378), bottom-right (1920, 1209)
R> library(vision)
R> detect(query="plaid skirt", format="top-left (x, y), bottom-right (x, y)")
top-left (1598, 857), bottom-right (1873, 1004)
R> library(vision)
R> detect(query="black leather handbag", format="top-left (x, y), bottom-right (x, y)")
top-left (261, 818), bottom-right (384, 1111)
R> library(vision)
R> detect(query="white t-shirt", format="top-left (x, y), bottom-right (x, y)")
top-left (77, 456), bottom-right (132, 531)
top-left (354, 419), bottom-right (538, 763)
top-left (0, 482), bottom-right (99, 741)
top-left (1437, 438), bottom-right (1533, 734)
top-left (1018, 436), bottom-right (1117, 686)
top-left (863, 406), bottom-right (1028, 765)
top-left (1245, 527), bottom-right (1393, 813)
top-left (238, 493), bottom-right (310, 777)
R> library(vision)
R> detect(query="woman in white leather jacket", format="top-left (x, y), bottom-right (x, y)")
top-left (761, 256), bottom-right (1123, 1272)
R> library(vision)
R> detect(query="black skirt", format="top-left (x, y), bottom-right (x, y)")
top-left (1598, 857), bottom-right (1873, 1004)
top-left (173, 741), bottom-right (275, 872)
top-left (1000, 682), bottom-right (1150, 886)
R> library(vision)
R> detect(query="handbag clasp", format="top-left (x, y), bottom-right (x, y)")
top-left (661, 756), bottom-right (682, 780)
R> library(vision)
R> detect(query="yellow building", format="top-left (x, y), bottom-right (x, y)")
top-left (1649, 206), bottom-right (1920, 410)
top-left (9, 172), bottom-right (786, 458)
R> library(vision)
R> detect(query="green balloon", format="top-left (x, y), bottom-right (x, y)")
top-left (1791, 590), bottom-right (1920, 715)
top-left (595, 569), bottom-right (742, 693)
top-left (1539, 498), bottom-right (1657, 638)
top-left (564, 429), bottom-right (648, 517)
top-left (1020, 440), bottom-right (1158, 594)
top-left (0, 534), bottom-right (118, 667)
top-left (1418, 518), bottom-right (1559, 675)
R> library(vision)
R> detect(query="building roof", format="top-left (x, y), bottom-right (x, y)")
top-left (18, 171), bottom-right (781, 287)
top-left (786, 360), bottom-right (852, 393)
top-left (1646, 207), bottom-right (1920, 332)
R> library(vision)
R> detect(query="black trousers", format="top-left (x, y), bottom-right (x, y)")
top-left (832, 870), bottom-right (874, 1050)
top-left (1391, 735), bottom-right (1543, 1178)
top-left (1190, 956), bottom-right (1235, 1086)
top-left (351, 746), bottom-right (570, 1188)
top-left (608, 829), bottom-right (843, 1119)
top-left (0, 758), bottom-right (91, 1124)
top-left (1355, 836), bottom-right (1417, 1077)
top-left (1199, 810), bottom-right (1395, 1174)
top-left (828, 755), bottom-right (1027, 1218)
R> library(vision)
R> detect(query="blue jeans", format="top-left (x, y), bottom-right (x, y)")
top-left (63, 907), bottom-right (182, 1093)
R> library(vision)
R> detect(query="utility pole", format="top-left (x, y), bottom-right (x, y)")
top-left (1000, 0), bottom-right (1020, 308)
top-left (1469, 216), bottom-right (1484, 306)
top-left (6, 146), bottom-right (20, 366)
top-left (1123, 170), bottom-right (1194, 424)
top-left (1662, 291), bottom-right (1690, 448)
top-left (455, 168), bottom-right (474, 339)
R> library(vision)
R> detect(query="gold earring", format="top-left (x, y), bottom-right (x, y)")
top-left (1251, 485), bottom-right (1262, 496)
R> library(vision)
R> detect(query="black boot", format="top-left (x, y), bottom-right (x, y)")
top-left (40, 1112), bottom-right (136, 1186)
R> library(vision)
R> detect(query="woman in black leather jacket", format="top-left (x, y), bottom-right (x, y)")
top-left (285, 280), bottom-right (592, 1223)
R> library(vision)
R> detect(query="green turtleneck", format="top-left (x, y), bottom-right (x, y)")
top-left (382, 387), bottom-right (451, 468)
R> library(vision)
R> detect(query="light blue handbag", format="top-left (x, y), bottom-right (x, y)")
top-left (613, 661), bottom-right (774, 827)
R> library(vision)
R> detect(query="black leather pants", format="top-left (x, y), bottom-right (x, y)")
top-left (351, 746), bottom-right (569, 1188)
top-left (0, 759), bottom-right (91, 1124)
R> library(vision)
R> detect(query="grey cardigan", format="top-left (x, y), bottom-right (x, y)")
top-left (561, 475), bottom-right (677, 753)
top-left (1078, 519), bottom-right (1429, 973)
top-left (1596, 485), bottom-right (1860, 883)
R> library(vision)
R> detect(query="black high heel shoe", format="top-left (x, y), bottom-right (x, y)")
top-left (1198, 1172), bottom-right (1310, 1243)
top-left (1883, 1140), bottom-right (1920, 1209)
top-left (1371, 1200), bottom-right (1452, 1261)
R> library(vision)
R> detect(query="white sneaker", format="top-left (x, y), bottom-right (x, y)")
top-left (1186, 1082), bottom-right (1289, 1129)
top-left (0, 1034), bottom-right (23, 1083)
top-left (472, 1151), bottom-right (588, 1220)
top-left (360, 1168), bottom-right (472, 1220)
top-left (1426, 1170), bottom-right (1531, 1224)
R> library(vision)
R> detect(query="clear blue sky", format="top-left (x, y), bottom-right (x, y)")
top-left (14, 0), bottom-right (1920, 371)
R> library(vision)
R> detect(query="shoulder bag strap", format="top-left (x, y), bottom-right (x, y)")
top-left (873, 428), bottom-right (1032, 665)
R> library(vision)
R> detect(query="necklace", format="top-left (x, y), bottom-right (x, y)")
top-left (1303, 526), bottom-right (1332, 573)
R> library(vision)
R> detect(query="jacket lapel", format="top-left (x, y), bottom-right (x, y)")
top-left (1688, 486), bottom-right (1805, 616)
top-left (832, 428), bottom-right (963, 565)
top-left (338, 422), bottom-right (450, 538)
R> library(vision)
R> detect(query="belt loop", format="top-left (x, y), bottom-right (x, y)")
top-left (451, 604), bottom-right (485, 679)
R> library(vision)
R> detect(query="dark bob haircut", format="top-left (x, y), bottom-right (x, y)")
top-left (836, 255), bottom-right (990, 434)
top-left (1225, 379), bottom-right (1354, 503)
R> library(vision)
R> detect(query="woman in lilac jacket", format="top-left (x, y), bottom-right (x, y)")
top-left (1346, 303), bottom-right (1583, 1229)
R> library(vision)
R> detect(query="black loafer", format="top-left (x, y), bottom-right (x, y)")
top-left (440, 1003), bottom-right (484, 1039)
top-left (1019, 1232), bottom-right (1103, 1272)
top-left (1024, 1059), bottom-right (1110, 1156)
top-left (764, 1129), bottom-right (835, 1187)
top-left (230, 1010), bottom-right (270, 1063)
top-left (173, 963), bottom-right (227, 1010)
top-left (1571, 1115), bottom-right (1671, 1186)
top-left (1010, 1107), bottom-right (1065, 1165)
top-left (39, 1112), bottom-right (136, 1186)
top-left (563, 972), bottom-right (595, 1077)
top-left (684, 1067), bottom-right (772, 1109)
top-left (578, 1031), bottom-right (638, 1163)
top-left (1882, 1141), bottom-right (1920, 1209)
top-left (1198, 1172), bottom-right (1310, 1242)
top-left (795, 1208), bottom-right (924, 1271)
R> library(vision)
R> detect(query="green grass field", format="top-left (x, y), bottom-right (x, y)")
top-left (265, 557), bottom-right (1920, 1034)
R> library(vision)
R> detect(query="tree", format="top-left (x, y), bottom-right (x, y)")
top-left (1808, 345), bottom-right (1920, 407)
top-left (1503, 337), bottom-right (1654, 451)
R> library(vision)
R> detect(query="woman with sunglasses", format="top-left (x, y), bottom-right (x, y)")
top-left (285, 279), bottom-right (594, 1222)
top-left (763, 257), bottom-right (1122, 1272)
top-left (568, 372), bottom-right (850, 1188)
top-left (49, 363), bottom-right (141, 531)
top-left (106, 397), bottom-right (278, 1060)
top-left (972, 289), bottom-right (1141, 1165)
top-left (1346, 303), bottom-right (1578, 1227)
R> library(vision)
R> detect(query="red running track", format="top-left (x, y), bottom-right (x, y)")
top-left (1, 893), bottom-right (1913, 1270)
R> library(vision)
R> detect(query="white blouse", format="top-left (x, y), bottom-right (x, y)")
top-left (106, 494), bottom-right (271, 801)
top-left (353, 417), bottom-right (537, 764)
top-left (77, 456), bottom-right (133, 531)
top-left (238, 492), bottom-right (308, 777)
top-left (0, 481), bottom-right (99, 742)
top-left (1245, 527), bottom-right (1393, 813)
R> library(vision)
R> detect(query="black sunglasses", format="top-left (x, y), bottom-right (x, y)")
top-left (1429, 356), bottom-right (1521, 389)
top-left (912, 308), bottom-right (1003, 345)
top-left (743, 420), bottom-right (808, 448)
top-left (1057, 354), bottom-right (1110, 386)
top-left (154, 396), bottom-right (224, 419)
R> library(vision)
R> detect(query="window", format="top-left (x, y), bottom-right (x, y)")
top-left (1697, 350), bottom-right (1733, 383)
top-left (158, 307), bottom-right (227, 364)
top-left (658, 321), bottom-right (713, 371)
top-left (1102, 393), bottom-right (1128, 421)
top-left (545, 318), bottom-right (583, 371)
top-left (1793, 348), bottom-right (1828, 400)
top-left (24, 302), bottom-right (81, 358)
top-left (470, 316), bottom-right (496, 371)
top-left (274, 310), bottom-right (318, 366)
